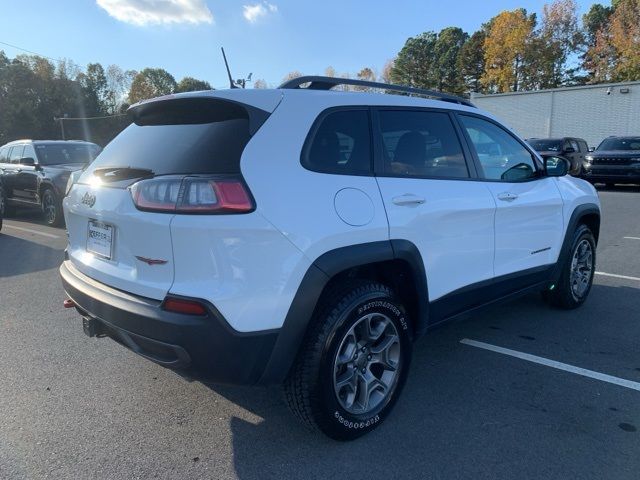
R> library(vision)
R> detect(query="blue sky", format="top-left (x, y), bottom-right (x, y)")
top-left (0, 0), bottom-right (599, 88)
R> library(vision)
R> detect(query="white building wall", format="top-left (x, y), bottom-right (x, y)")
top-left (472, 81), bottom-right (640, 148)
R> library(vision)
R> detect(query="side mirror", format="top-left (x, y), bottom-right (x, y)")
top-left (543, 155), bottom-right (570, 177)
top-left (563, 146), bottom-right (575, 154)
top-left (19, 157), bottom-right (36, 166)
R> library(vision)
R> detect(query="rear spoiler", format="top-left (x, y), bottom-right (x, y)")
top-left (128, 96), bottom-right (270, 135)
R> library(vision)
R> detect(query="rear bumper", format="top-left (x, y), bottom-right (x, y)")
top-left (59, 260), bottom-right (278, 385)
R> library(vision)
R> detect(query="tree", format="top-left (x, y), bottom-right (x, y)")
top-left (253, 79), bottom-right (268, 89)
top-left (610, 0), bottom-right (640, 81)
top-left (324, 66), bottom-right (337, 78)
top-left (582, 3), bottom-right (615, 82)
top-left (457, 30), bottom-right (486, 93)
top-left (391, 31), bottom-right (438, 89)
top-left (105, 65), bottom-right (136, 114)
top-left (434, 27), bottom-right (468, 94)
top-left (530, 0), bottom-right (581, 88)
top-left (380, 59), bottom-right (395, 84)
top-left (78, 63), bottom-right (109, 115)
top-left (175, 76), bottom-right (212, 93)
top-left (482, 9), bottom-right (536, 92)
top-left (128, 68), bottom-right (177, 104)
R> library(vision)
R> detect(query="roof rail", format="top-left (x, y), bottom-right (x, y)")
top-left (278, 75), bottom-right (475, 108)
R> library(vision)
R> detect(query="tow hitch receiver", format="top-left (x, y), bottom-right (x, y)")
top-left (82, 317), bottom-right (102, 338)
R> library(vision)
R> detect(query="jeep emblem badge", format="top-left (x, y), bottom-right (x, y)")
top-left (81, 192), bottom-right (96, 208)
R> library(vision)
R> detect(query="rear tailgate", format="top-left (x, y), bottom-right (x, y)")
top-left (65, 185), bottom-right (174, 300)
top-left (63, 91), bottom-right (281, 301)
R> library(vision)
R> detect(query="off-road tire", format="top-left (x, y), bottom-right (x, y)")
top-left (543, 224), bottom-right (596, 309)
top-left (283, 280), bottom-right (412, 441)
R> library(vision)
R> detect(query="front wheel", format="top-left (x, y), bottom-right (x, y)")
top-left (543, 224), bottom-right (596, 309)
top-left (42, 189), bottom-right (63, 227)
top-left (284, 280), bottom-right (412, 440)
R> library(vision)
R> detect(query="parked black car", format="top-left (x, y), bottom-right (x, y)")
top-left (582, 136), bottom-right (640, 186)
top-left (0, 140), bottom-right (101, 226)
top-left (526, 137), bottom-right (589, 176)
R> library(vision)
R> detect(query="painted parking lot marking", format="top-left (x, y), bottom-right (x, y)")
top-left (460, 338), bottom-right (640, 392)
top-left (3, 224), bottom-right (61, 239)
top-left (623, 236), bottom-right (640, 241)
top-left (595, 271), bottom-right (640, 282)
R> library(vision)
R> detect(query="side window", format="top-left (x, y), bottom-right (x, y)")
top-left (579, 140), bottom-right (588, 153)
top-left (379, 110), bottom-right (468, 178)
top-left (9, 145), bottom-right (25, 164)
top-left (0, 147), bottom-right (9, 163)
top-left (22, 145), bottom-right (37, 161)
top-left (460, 115), bottom-right (538, 182)
top-left (303, 110), bottom-right (372, 175)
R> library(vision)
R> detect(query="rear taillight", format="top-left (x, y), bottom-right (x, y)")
top-left (129, 176), bottom-right (254, 214)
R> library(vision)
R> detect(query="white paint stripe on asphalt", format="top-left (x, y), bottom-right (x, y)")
top-left (460, 338), bottom-right (640, 392)
top-left (595, 271), bottom-right (640, 282)
top-left (3, 224), bottom-right (61, 239)
top-left (623, 236), bottom-right (640, 241)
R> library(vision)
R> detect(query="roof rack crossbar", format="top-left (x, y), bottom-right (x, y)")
top-left (278, 75), bottom-right (475, 108)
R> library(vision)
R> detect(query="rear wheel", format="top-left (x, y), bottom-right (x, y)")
top-left (42, 188), bottom-right (63, 227)
top-left (543, 224), bottom-right (596, 309)
top-left (284, 280), bottom-right (412, 440)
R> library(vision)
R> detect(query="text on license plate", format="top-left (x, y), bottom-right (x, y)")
top-left (87, 220), bottom-right (113, 260)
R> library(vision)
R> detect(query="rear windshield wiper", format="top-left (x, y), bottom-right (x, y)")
top-left (93, 167), bottom-right (155, 182)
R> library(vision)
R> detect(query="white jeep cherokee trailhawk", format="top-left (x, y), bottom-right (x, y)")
top-left (60, 76), bottom-right (600, 440)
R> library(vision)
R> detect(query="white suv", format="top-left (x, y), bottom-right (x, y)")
top-left (60, 77), bottom-right (601, 440)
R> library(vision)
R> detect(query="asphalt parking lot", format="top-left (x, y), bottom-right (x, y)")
top-left (1, 186), bottom-right (639, 480)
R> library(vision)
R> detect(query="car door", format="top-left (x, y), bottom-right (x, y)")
top-left (14, 144), bottom-right (40, 202)
top-left (457, 114), bottom-right (564, 280)
top-left (3, 145), bottom-right (25, 200)
top-left (374, 108), bottom-right (496, 309)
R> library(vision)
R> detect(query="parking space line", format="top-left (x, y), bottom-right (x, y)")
top-left (623, 236), bottom-right (640, 241)
top-left (595, 271), bottom-right (640, 282)
top-left (460, 339), bottom-right (640, 392)
top-left (3, 224), bottom-right (61, 239)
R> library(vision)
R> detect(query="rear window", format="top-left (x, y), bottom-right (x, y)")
top-left (597, 137), bottom-right (640, 151)
top-left (302, 110), bottom-right (372, 175)
top-left (82, 98), bottom-right (258, 181)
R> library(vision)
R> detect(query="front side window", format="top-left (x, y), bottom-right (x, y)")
top-left (460, 115), bottom-right (538, 182)
top-left (22, 145), bottom-right (37, 162)
top-left (0, 147), bottom-right (9, 163)
top-left (303, 110), bottom-right (372, 175)
top-left (379, 110), bottom-right (468, 178)
top-left (9, 145), bottom-right (24, 164)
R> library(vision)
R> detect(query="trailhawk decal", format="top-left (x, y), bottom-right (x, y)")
top-left (358, 300), bottom-right (408, 331)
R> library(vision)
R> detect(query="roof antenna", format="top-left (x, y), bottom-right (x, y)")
top-left (221, 47), bottom-right (238, 89)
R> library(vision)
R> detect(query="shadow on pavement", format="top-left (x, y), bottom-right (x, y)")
top-left (201, 284), bottom-right (640, 479)
top-left (0, 233), bottom-right (63, 277)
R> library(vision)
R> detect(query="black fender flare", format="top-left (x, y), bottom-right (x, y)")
top-left (258, 240), bottom-right (428, 385)
top-left (550, 203), bottom-right (600, 284)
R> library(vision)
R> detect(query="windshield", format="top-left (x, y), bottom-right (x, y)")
top-left (35, 143), bottom-right (101, 165)
top-left (596, 137), bottom-right (640, 151)
top-left (527, 139), bottom-right (563, 152)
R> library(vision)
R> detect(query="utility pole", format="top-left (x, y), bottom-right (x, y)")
top-left (54, 114), bottom-right (68, 140)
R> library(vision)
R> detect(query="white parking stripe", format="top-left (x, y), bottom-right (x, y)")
top-left (3, 224), bottom-right (61, 239)
top-left (460, 339), bottom-right (640, 392)
top-left (595, 271), bottom-right (640, 282)
top-left (624, 236), bottom-right (640, 241)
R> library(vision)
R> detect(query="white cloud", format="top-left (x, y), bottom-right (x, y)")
top-left (243, 2), bottom-right (278, 24)
top-left (96, 0), bottom-right (214, 26)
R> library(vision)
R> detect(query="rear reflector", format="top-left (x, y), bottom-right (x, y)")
top-left (162, 297), bottom-right (208, 316)
top-left (130, 175), bottom-right (254, 214)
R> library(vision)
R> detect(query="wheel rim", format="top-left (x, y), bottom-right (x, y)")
top-left (570, 239), bottom-right (593, 300)
top-left (333, 312), bottom-right (401, 415)
top-left (43, 192), bottom-right (56, 223)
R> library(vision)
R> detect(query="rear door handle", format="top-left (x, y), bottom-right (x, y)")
top-left (497, 192), bottom-right (518, 202)
top-left (392, 194), bottom-right (426, 206)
